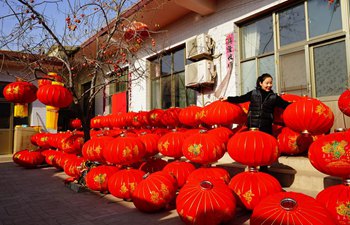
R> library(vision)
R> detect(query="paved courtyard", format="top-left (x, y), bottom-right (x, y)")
top-left (0, 155), bottom-right (250, 225)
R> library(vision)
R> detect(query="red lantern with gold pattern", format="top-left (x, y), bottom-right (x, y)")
top-left (338, 89), bottom-right (350, 117)
top-left (38, 72), bottom-right (64, 87)
top-left (187, 167), bottom-right (231, 184)
top-left (163, 161), bottom-right (196, 188)
top-left (277, 127), bottom-right (303, 155)
top-left (228, 168), bottom-right (282, 210)
top-left (132, 171), bottom-right (178, 213)
top-left (309, 131), bottom-right (350, 178)
top-left (273, 93), bottom-right (302, 125)
top-left (182, 130), bottom-right (226, 165)
top-left (3, 81), bottom-right (38, 117)
top-left (176, 179), bottom-right (236, 225)
top-left (138, 157), bottom-right (168, 174)
top-left (160, 107), bottom-right (182, 128)
top-left (201, 100), bottom-right (246, 126)
top-left (13, 149), bottom-right (44, 168)
top-left (250, 192), bottom-right (336, 225)
top-left (103, 135), bottom-right (146, 165)
top-left (82, 136), bottom-right (113, 163)
top-left (69, 118), bottom-right (82, 130)
top-left (207, 126), bottom-right (234, 144)
top-left (63, 155), bottom-right (85, 179)
top-left (108, 168), bottom-right (146, 200)
top-left (147, 109), bottom-right (165, 127)
top-left (227, 129), bottom-right (279, 167)
top-left (58, 132), bottom-right (84, 155)
top-left (316, 181), bottom-right (350, 225)
top-left (178, 105), bottom-right (203, 128)
top-left (138, 133), bottom-right (160, 157)
top-left (283, 97), bottom-right (334, 135)
top-left (85, 165), bottom-right (120, 192)
top-left (158, 130), bottom-right (186, 159)
top-left (31, 132), bottom-right (52, 148)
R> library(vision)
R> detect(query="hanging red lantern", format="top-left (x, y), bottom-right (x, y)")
top-left (69, 118), bottom-right (82, 130)
top-left (228, 168), bottom-right (282, 210)
top-left (162, 161), bottom-right (196, 188)
top-left (131, 171), bottom-right (178, 213)
top-left (316, 180), bottom-right (350, 225)
top-left (250, 192), bottom-right (336, 225)
top-left (3, 81), bottom-right (37, 117)
top-left (38, 72), bottom-right (64, 87)
top-left (13, 149), bottom-right (44, 168)
top-left (338, 89), bottom-right (350, 117)
top-left (283, 97), bottom-right (334, 135)
top-left (157, 130), bottom-right (186, 159)
top-left (227, 129), bottom-right (279, 167)
top-left (148, 109), bottom-right (165, 127)
top-left (176, 179), bottom-right (236, 225)
top-left (37, 81), bottom-right (73, 130)
top-left (178, 105), bottom-right (203, 128)
top-left (138, 133), bottom-right (160, 157)
top-left (201, 100), bottom-right (246, 127)
top-left (108, 168), bottom-right (146, 201)
top-left (103, 135), bottom-right (146, 166)
top-left (309, 131), bottom-right (350, 178)
top-left (82, 136), bottom-right (113, 163)
top-left (182, 130), bottom-right (226, 165)
top-left (187, 167), bottom-right (231, 184)
top-left (85, 165), bottom-right (120, 192)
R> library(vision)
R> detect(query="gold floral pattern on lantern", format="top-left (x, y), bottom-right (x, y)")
top-left (150, 191), bottom-right (160, 203)
top-left (159, 141), bottom-right (169, 152)
top-left (336, 202), bottom-right (350, 219)
top-left (243, 189), bottom-right (254, 204)
top-left (160, 183), bottom-right (169, 196)
top-left (129, 182), bottom-right (136, 192)
top-left (322, 140), bottom-right (348, 159)
top-left (120, 182), bottom-right (128, 193)
top-left (94, 173), bottom-right (106, 184)
top-left (188, 144), bottom-right (202, 156)
top-left (123, 146), bottom-right (132, 157)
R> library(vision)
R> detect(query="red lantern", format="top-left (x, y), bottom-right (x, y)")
top-left (58, 132), bottom-right (84, 155)
top-left (13, 149), bottom-right (44, 168)
top-left (132, 171), bottom-right (177, 213)
top-left (3, 81), bottom-right (37, 117)
top-left (178, 105), bottom-right (203, 128)
top-left (85, 165), bottom-right (120, 192)
top-left (103, 135), bottom-right (146, 165)
top-left (277, 127), bottom-right (304, 155)
top-left (82, 136), bottom-right (113, 163)
top-left (273, 93), bottom-right (302, 125)
top-left (283, 97), bottom-right (334, 135)
top-left (31, 132), bottom-right (52, 148)
top-left (163, 161), bottom-right (196, 188)
top-left (228, 169), bottom-right (282, 210)
top-left (37, 82), bottom-right (73, 130)
top-left (63, 155), bottom-right (85, 179)
top-left (132, 111), bottom-right (149, 128)
top-left (187, 167), bottom-right (231, 184)
top-left (176, 179), bottom-right (236, 225)
top-left (338, 89), bottom-right (350, 117)
top-left (138, 133), bottom-right (160, 157)
top-left (160, 107), bottom-right (182, 128)
top-left (227, 129), bottom-right (279, 167)
top-left (157, 130), bottom-right (186, 159)
top-left (69, 118), bottom-right (82, 130)
top-left (309, 131), bottom-right (350, 178)
top-left (207, 126), bottom-right (234, 143)
top-left (182, 130), bottom-right (226, 165)
top-left (38, 72), bottom-right (63, 87)
top-left (138, 157), bottom-right (168, 173)
top-left (201, 100), bottom-right (245, 126)
top-left (90, 115), bottom-right (104, 129)
top-left (250, 192), bottom-right (336, 225)
top-left (41, 149), bottom-right (60, 166)
top-left (148, 109), bottom-right (165, 127)
top-left (316, 181), bottom-right (350, 225)
top-left (108, 168), bottom-right (145, 200)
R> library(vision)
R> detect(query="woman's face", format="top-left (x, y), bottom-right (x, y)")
top-left (260, 77), bottom-right (273, 92)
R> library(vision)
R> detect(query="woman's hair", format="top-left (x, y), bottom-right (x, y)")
top-left (256, 73), bottom-right (273, 89)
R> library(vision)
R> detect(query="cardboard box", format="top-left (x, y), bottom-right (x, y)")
top-left (13, 126), bottom-right (40, 153)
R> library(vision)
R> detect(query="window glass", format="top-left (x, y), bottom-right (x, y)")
top-left (314, 41), bottom-right (348, 97)
top-left (174, 49), bottom-right (185, 73)
top-left (161, 54), bottom-right (171, 76)
top-left (116, 73), bottom-right (128, 93)
top-left (175, 73), bottom-right (196, 107)
top-left (241, 60), bottom-right (256, 93)
top-left (161, 75), bottom-right (172, 108)
top-left (279, 4), bottom-right (306, 46)
top-left (308, 0), bottom-right (342, 38)
top-left (258, 55), bottom-right (276, 87)
top-left (242, 16), bottom-right (274, 59)
top-left (151, 79), bottom-right (161, 109)
top-left (0, 102), bottom-right (11, 128)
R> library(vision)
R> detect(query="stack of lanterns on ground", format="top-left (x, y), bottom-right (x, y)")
top-left (11, 84), bottom-right (350, 225)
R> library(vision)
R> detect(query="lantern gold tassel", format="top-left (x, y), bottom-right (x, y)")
top-left (14, 103), bottom-right (28, 117)
top-left (46, 105), bottom-right (59, 130)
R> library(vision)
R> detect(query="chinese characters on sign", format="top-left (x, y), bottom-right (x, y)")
top-left (225, 33), bottom-right (234, 69)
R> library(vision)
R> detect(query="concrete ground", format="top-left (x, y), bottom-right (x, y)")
top-left (0, 155), bottom-right (250, 225)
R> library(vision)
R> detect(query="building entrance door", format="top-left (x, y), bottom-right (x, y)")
top-left (0, 100), bottom-right (13, 155)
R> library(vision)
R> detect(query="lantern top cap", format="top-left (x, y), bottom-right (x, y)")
top-left (249, 127), bottom-right (259, 131)
top-left (280, 198), bottom-right (297, 211)
top-left (200, 180), bottom-right (213, 190)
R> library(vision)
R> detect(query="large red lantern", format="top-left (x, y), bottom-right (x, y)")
top-left (178, 105), bottom-right (203, 128)
top-left (201, 100), bottom-right (245, 126)
top-left (131, 171), bottom-right (178, 213)
top-left (316, 181), bottom-right (350, 225)
top-left (187, 167), bottom-right (231, 184)
top-left (182, 130), bottom-right (226, 165)
top-left (157, 130), bottom-right (186, 159)
top-left (3, 81), bottom-right (37, 117)
top-left (31, 132), bottom-right (52, 148)
top-left (37, 81), bottom-right (73, 130)
top-left (138, 157), bottom-right (168, 174)
top-left (160, 107), bottom-right (182, 128)
top-left (309, 131), bottom-right (350, 178)
top-left (85, 165), bottom-right (120, 192)
top-left (176, 179), bottom-right (236, 225)
top-left (228, 169), bottom-right (282, 210)
top-left (38, 72), bottom-right (63, 87)
top-left (82, 136), bottom-right (114, 163)
top-left (250, 192), bottom-right (336, 225)
top-left (63, 155), bottom-right (85, 179)
top-left (273, 93), bottom-right (302, 125)
top-left (227, 129), bottom-right (279, 167)
top-left (338, 89), bottom-right (350, 117)
top-left (148, 109), bottom-right (165, 127)
top-left (58, 132), bottom-right (84, 155)
top-left (103, 135), bottom-right (146, 165)
top-left (108, 168), bottom-right (145, 200)
top-left (283, 97), bottom-right (334, 135)
top-left (277, 127), bottom-right (309, 155)
top-left (207, 126), bottom-right (234, 143)
top-left (162, 161), bottom-right (196, 188)
top-left (13, 149), bottom-right (44, 168)
top-left (138, 133), bottom-right (160, 157)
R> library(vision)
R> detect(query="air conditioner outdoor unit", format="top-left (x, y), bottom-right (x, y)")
top-left (185, 33), bottom-right (213, 60)
top-left (185, 59), bottom-right (215, 88)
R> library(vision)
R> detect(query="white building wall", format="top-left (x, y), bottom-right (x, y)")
top-left (130, 0), bottom-right (287, 110)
